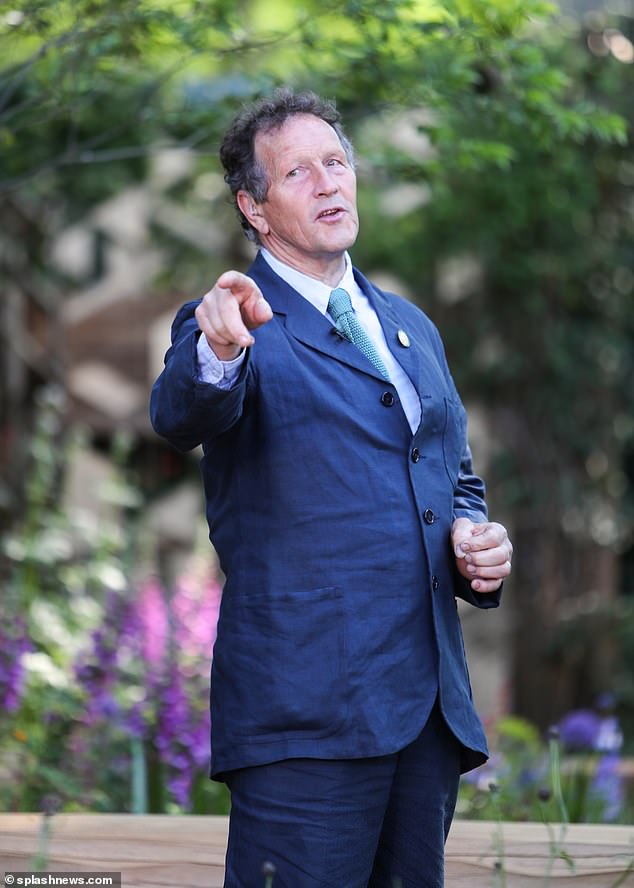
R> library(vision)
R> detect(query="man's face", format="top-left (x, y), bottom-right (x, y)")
top-left (240, 114), bottom-right (359, 279)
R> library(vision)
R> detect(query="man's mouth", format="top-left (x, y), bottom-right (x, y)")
top-left (316, 207), bottom-right (345, 220)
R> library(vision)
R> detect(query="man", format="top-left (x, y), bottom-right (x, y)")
top-left (151, 89), bottom-right (512, 888)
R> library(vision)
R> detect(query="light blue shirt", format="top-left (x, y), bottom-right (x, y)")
top-left (197, 249), bottom-right (421, 433)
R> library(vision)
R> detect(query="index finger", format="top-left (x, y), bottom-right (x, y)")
top-left (214, 292), bottom-right (256, 348)
top-left (216, 270), bottom-right (261, 302)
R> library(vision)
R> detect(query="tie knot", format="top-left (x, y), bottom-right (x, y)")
top-left (328, 287), bottom-right (353, 322)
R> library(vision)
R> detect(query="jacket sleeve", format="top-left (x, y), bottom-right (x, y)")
top-left (149, 300), bottom-right (251, 453)
top-left (427, 320), bottom-right (502, 609)
top-left (451, 429), bottom-right (502, 608)
top-left (426, 321), bottom-right (488, 523)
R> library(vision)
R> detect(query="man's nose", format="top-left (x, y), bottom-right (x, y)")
top-left (313, 166), bottom-right (338, 196)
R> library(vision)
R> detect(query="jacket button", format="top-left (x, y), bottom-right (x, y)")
top-left (411, 447), bottom-right (420, 463)
top-left (423, 509), bottom-right (436, 525)
top-left (381, 391), bottom-right (395, 407)
top-left (432, 575), bottom-right (440, 591)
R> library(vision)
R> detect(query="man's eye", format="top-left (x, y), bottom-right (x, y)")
top-left (286, 168), bottom-right (299, 178)
top-left (327, 158), bottom-right (343, 166)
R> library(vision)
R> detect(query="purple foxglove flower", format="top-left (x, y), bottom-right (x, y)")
top-left (0, 620), bottom-right (32, 712)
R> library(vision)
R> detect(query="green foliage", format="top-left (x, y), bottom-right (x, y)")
top-left (1, 389), bottom-right (131, 809)
top-left (5, 2), bottom-right (224, 198)
top-left (345, 6), bottom-right (634, 576)
top-left (1, 391), bottom-right (228, 814)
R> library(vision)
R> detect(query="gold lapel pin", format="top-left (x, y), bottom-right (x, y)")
top-left (397, 329), bottom-right (410, 348)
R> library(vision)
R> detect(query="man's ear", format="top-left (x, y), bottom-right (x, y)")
top-left (237, 190), bottom-right (269, 236)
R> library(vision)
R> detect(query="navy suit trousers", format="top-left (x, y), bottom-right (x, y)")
top-left (223, 702), bottom-right (461, 888)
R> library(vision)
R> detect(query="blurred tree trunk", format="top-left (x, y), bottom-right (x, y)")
top-left (1, 289), bottom-right (28, 530)
top-left (0, 199), bottom-right (66, 536)
top-left (510, 520), bottom-right (618, 729)
top-left (501, 401), bottom-right (621, 728)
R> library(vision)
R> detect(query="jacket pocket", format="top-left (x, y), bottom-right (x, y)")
top-left (214, 585), bottom-right (346, 742)
top-left (442, 396), bottom-right (467, 486)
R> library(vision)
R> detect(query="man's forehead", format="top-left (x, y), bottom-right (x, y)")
top-left (255, 114), bottom-right (343, 159)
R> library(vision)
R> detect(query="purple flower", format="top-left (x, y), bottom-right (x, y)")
top-left (189, 713), bottom-right (211, 769)
top-left (558, 709), bottom-right (601, 751)
top-left (595, 716), bottom-right (623, 753)
top-left (150, 662), bottom-right (212, 807)
top-left (70, 568), bottom-right (221, 809)
top-left (123, 703), bottom-right (148, 739)
top-left (592, 753), bottom-right (624, 821)
top-left (0, 619), bottom-right (32, 712)
top-left (167, 772), bottom-right (192, 807)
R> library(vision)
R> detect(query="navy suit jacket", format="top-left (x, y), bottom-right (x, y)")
top-left (150, 252), bottom-right (500, 778)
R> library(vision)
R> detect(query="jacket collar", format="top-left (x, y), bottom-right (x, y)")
top-left (248, 252), bottom-right (422, 390)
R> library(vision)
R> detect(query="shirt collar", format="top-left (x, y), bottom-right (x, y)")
top-left (259, 248), bottom-right (357, 316)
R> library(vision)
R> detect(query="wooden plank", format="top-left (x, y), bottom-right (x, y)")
top-left (446, 821), bottom-right (634, 887)
top-left (0, 815), bottom-right (632, 887)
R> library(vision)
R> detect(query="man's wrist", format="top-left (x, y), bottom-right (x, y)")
top-left (196, 334), bottom-right (245, 387)
top-left (207, 338), bottom-right (242, 361)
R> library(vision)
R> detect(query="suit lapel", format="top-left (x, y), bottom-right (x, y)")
top-left (248, 253), bottom-right (390, 383)
top-left (354, 269), bottom-right (435, 438)
top-left (354, 270), bottom-right (424, 387)
top-left (354, 268), bottom-right (431, 410)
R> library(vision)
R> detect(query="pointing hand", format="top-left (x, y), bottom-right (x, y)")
top-left (195, 271), bottom-right (273, 361)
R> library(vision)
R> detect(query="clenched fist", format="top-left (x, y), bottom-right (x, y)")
top-left (452, 518), bottom-right (513, 593)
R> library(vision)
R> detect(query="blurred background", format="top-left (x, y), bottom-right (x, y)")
top-left (1, 0), bottom-right (633, 822)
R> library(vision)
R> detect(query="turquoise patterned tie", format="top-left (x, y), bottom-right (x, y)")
top-left (327, 288), bottom-right (390, 381)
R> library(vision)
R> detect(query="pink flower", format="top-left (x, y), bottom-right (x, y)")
top-left (171, 575), bottom-right (222, 657)
top-left (136, 577), bottom-right (169, 667)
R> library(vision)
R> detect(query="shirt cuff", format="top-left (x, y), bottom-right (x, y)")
top-left (196, 334), bottom-right (245, 389)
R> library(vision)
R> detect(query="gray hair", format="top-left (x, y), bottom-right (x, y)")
top-left (219, 88), bottom-right (355, 243)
